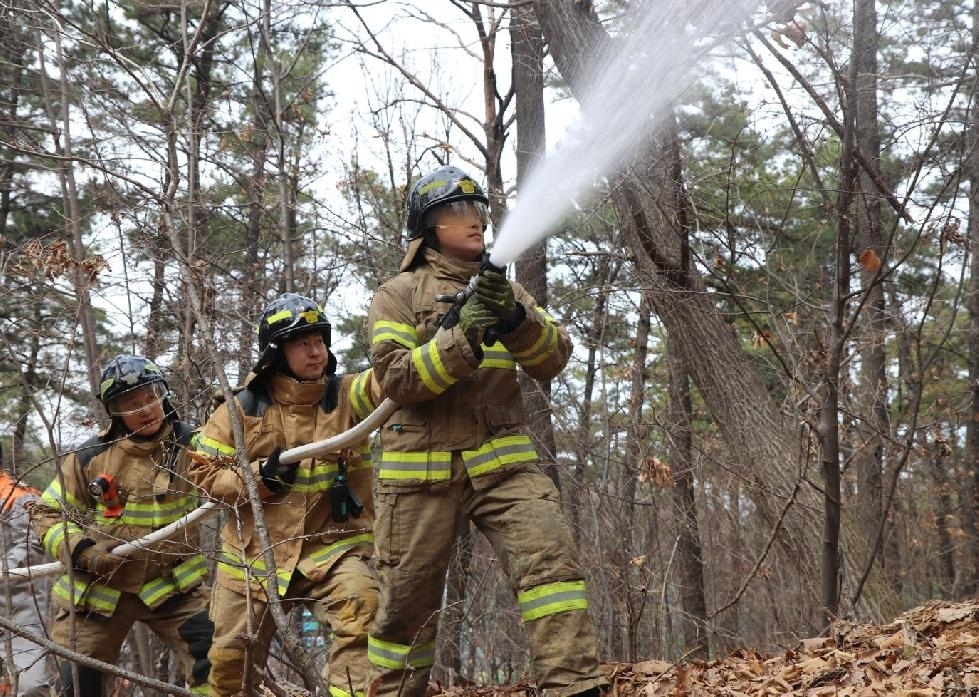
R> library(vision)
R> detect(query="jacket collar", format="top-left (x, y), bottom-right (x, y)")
top-left (267, 372), bottom-right (326, 406)
top-left (420, 247), bottom-right (482, 283)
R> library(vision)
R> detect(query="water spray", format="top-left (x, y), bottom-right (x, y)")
top-left (489, 0), bottom-right (766, 267)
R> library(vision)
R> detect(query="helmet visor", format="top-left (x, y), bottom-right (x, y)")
top-left (107, 381), bottom-right (166, 417)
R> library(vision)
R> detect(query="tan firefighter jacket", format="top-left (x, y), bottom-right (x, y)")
top-left (367, 248), bottom-right (572, 488)
top-left (190, 369), bottom-right (382, 599)
top-left (33, 421), bottom-right (207, 618)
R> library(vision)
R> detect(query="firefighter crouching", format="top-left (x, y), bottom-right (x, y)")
top-left (189, 293), bottom-right (384, 697)
top-left (32, 355), bottom-right (213, 696)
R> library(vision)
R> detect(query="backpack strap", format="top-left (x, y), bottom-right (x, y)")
top-left (320, 374), bottom-right (342, 414)
top-left (236, 386), bottom-right (272, 417)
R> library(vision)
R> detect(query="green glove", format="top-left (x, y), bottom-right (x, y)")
top-left (473, 270), bottom-right (515, 318)
top-left (458, 296), bottom-right (498, 348)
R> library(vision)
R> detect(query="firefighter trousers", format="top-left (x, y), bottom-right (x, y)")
top-left (207, 552), bottom-right (379, 697)
top-left (50, 585), bottom-right (213, 695)
top-left (368, 459), bottom-right (607, 697)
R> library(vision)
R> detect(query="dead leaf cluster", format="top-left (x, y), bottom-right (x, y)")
top-left (430, 599), bottom-right (979, 697)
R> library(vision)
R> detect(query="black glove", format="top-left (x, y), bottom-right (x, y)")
top-left (260, 447), bottom-right (299, 492)
top-left (457, 296), bottom-right (498, 349)
top-left (473, 270), bottom-right (524, 333)
top-left (72, 538), bottom-right (130, 577)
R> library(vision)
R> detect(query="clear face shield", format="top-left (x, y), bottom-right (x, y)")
top-left (107, 381), bottom-right (167, 417)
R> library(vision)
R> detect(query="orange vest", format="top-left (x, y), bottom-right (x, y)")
top-left (0, 471), bottom-right (38, 512)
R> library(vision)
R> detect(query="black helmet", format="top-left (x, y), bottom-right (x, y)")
top-left (254, 293), bottom-right (332, 374)
top-left (98, 355), bottom-right (169, 410)
top-left (405, 165), bottom-right (488, 239)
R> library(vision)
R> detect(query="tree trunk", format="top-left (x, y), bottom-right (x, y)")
top-left (512, 4), bottom-right (562, 492)
top-left (963, 0), bottom-right (979, 598)
top-left (666, 316), bottom-right (708, 659)
top-left (851, 0), bottom-right (893, 597)
top-left (532, 0), bottom-right (819, 616)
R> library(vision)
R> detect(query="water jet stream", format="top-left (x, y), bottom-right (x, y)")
top-left (490, 0), bottom-right (766, 266)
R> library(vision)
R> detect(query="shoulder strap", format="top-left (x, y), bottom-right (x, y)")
top-left (320, 374), bottom-right (343, 414)
top-left (237, 385), bottom-right (272, 417)
top-left (173, 421), bottom-right (196, 446)
top-left (75, 434), bottom-right (111, 471)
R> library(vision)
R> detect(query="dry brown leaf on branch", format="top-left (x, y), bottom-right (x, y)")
top-left (858, 248), bottom-right (882, 272)
top-left (637, 457), bottom-right (674, 487)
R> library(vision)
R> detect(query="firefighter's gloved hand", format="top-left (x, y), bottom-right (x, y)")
top-left (260, 447), bottom-right (299, 492)
top-left (73, 538), bottom-right (130, 577)
top-left (473, 270), bottom-right (524, 333)
top-left (458, 296), bottom-right (498, 349)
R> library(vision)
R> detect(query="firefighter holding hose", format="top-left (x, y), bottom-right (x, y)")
top-left (190, 293), bottom-right (384, 697)
top-left (366, 165), bottom-right (608, 697)
top-left (32, 355), bottom-right (214, 696)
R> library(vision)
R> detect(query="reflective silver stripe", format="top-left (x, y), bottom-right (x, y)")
top-left (411, 341), bottom-right (456, 394)
top-left (367, 635), bottom-right (436, 670)
top-left (372, 320), bottom-right (418, 349)
top-left (512, 316), bottom-right (559, 367)
top-left (517, 580), bottom-right (589, 621)
top-left (461, 436), bottom-right (537, 477)
top-left (377, 451), bottom-right (452, 481)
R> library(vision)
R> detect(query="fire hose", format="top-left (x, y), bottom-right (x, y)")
top-left (5, 398), bottom-right (397, 579)
top-left (6, 254), bottom-right (502, 581)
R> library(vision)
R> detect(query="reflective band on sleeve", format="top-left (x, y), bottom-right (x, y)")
top-left (196, 436), bottom-right (236, 457)
top-left (310, 533), bottom-right (374, 568)
top-left (480, 343), bottom-right (516, 370)
top-left (350, 370), bottom-right (376, 420)
top-left (367, 635), bottom-right (436, 670)
top-left (41, 480), bottom-right (83, 509)
top-left (517, 580), bottom-right (589, 622)
top-left (511, 316), bottom-right (559, 367)
top-left (377, 451), bottom-right (452, 481)
top-left (372, 320), bottom-right (418, 349)
top-left (328, 685), bottom-right (365, 697)
top-left (139, 554), bottom-right (208, 608)
top-left (42, 523), bottom-right (82, 560)
top-left (461, 435), bottom-right (537, 477)
top-left (411, 341), bottom-right (456, 394)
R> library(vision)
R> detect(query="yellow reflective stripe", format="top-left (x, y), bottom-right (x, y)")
top-left (96, 495), bottom-right (199, 527)
top-left (410, 340), bottom-right (456, 394)
top-left (511, 312), bottom-right (559, 367)
top-left (190, 685), bottom-right (211, 696)
top-left (367, 635), bottom-right (436, 670)
top-left (41, 481), bottom-right (84, 509)
top-left (349, 444), bottom-right (373, 471)
top-left (517, 580), bottom-right (589, 621)
top-left (42, 523), bottom-right (82, 559)
top-left (139, 554), bottom-right (208, 607)
top-left (310, 533), bottom-right (374, 567)
top-left (350, 370), bottom-right (376, 420)
top-left (480, 342), bottom-right (516, 369)
top-left (217, 548), bottom-right (292, 597)
top-left (328, 685), bottom-right (364, 697)
top-left (377, 451), bottom-right (452, 481)
top-left (266, 308), bottom-right (317, 325)
top-left (197, 435), bottom-right (235, 457)
top-left (461, 435), bottom-right (537, 477)
top-left (53, 575), bottom-right (121, 614)
top-left (372, 320), bottom-right (418, 349)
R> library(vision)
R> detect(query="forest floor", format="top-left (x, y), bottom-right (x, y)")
top-left (433, 598), bottom-right (979, 697)
top-left (270, 598), bottom-right (979, 696)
